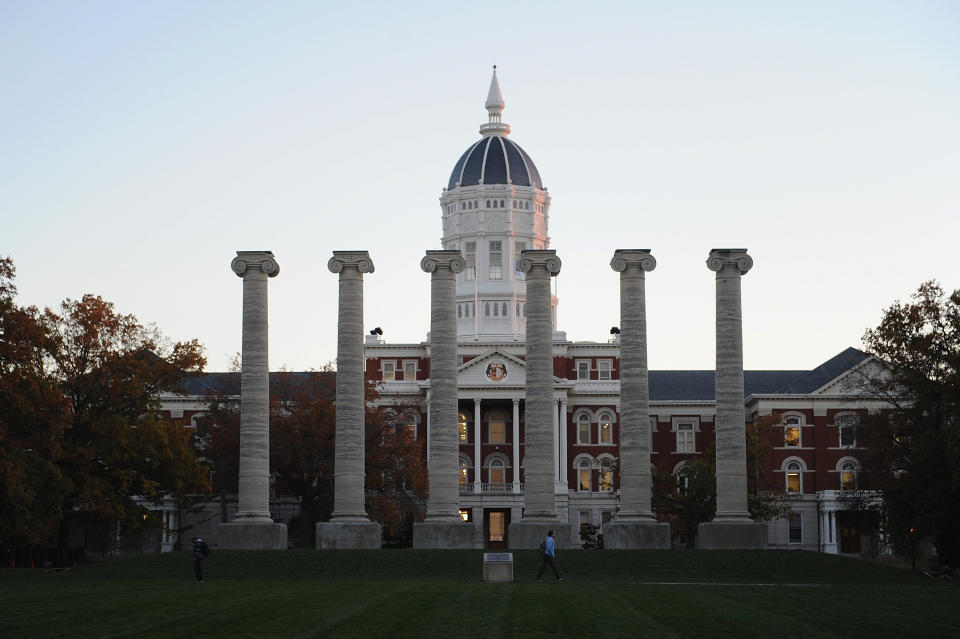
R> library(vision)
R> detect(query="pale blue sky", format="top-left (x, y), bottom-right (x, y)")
top-left (3, 1), bottom-right (958, 372)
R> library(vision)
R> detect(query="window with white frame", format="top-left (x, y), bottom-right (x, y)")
top-left (576, 360), bottom-right (590, 380)
top-left (459, 457), bottom-right (469, 486)
top-left (488, 412), bottom-right (506, 444)
top-left (464, 241), bottom-right (476, 280)
top-left (675, 420), bottom-right (696, 453)
top-left (458, 413), bottom-right (469, 443)
top-left (840, 460), bottom-right (858, 491)
top-left (381, 360), bottom-right (395, 381)
top-left (598, 360), bottom-right (612, 380)
top-left (788, 513), bottom-right (802, 544)
top-left (488, 457), bottom-right (506, 484)
top-left (402, 360), bottom-right (417, 381)
top-left (837, 413), bottom-right (858, 448)
top-left (598, 412), bottom-right (613, 444)
top-left (578, 459), bottom-right (592, 491)
top-left (579, 510), bottom-right (592, 536)
top-left (577, 413), bottom-right (591, 444)
top-left (784, 415), bottom-right (802, 447)
top-left (675, 463), bottom-right (690, 495)
top-left (785, 461), bottom-right (802, 494)
top-left (489, 240), bottom-right (502, 280)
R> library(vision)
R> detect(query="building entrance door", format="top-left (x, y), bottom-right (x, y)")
top-left (838, 513), bottom-right (861, 554)
top-left (484, 509), bottom-right (510, 549)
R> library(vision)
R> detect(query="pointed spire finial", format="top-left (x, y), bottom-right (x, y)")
top-left (481, 66), bottom-right (510, 138)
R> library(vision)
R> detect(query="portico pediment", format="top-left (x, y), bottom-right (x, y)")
top-left (458, 349), bottom-right (527, 387)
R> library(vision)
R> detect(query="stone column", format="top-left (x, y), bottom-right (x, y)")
top-left (473, 398), bottom-right (482, 493)
top-left (698, 248), bottom-right (767, 549)
top-left (605, 250), bottom-right (669, 549)
top-left (559, 398), bottom-right (568, 487)
top-left (509, 250), bottom-right (571, 548)
top-left (316, 251), bottom-right (381, 549)
top-left (219, 251), bottom-right (287, 549)
top-left (414, 250), bottom-right (472, 548)
top-left (512, 398), bottom-right (521, 493)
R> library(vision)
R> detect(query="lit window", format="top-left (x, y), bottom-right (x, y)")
top-left (599, 459), bottom-right (613, 491)
top-left (784, 416), bottom-right (801, 447)
top-left (403, 360), bottom-right (417, 380)
top-left (838, 414), bottom-right (858, 448)
top-left (576, 360), bottom-right (590, 380)
top-left (578, 459), bottom-right (592, 491)
top-left (459, 508), bottom-right (470, 521)
top-left (841, 461), bottom-right (857, 491)
top-left (488, 413), bottom-right (505, 444)
top-left (489, 241), bottom-right (502, 280)
top-left (458, 413), bottom-right (469, 442)
top-left (381, 360), bottom-right (395, 381)
top-left (489, 457), bottom-right (505, 484)
top-left (459, 458), bottom-right (468, 486)
top-left (404, 413), bottom-right (417, 438)
top-left (786, 461), bottom-right (802, 494)
top-left (577, 413), bottom-right (591, 444)
top-left (598, 360), bottom-right (612, 380)
top-left (788, 513), bottom-right (802, 544)
top-left (464, 241), bottom-right (476, 281)
top-left (676, 422), bottom-right (695, 453)
top-left (599, 413), bottom-right (612, 444)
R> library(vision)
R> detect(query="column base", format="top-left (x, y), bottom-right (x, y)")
top-left (603, 521), bottom-right (671, 549)
top-left (316, 520), bottom-right (382, 549)
top-left (217, 522), bottom-right (288, 550)
top-left (508, 521), bottom-right (575, 550)
top-left (413, 520), bottom-right (475, 549)
top-left (696, 520), bottom-right (768, 549)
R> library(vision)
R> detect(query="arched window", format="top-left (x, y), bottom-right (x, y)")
top-left (486, 199), bottom-right (491, 208)
top-left (458, 413), bottom-right (469, 443)
top-left (840, 460), bottom-right (858, 490)
top-left (786, 461), bottom-right (802, 494)
top-left (784, 415), bottom-right (802, 447)
top-left (837, 413), bottom-right (859, 448)
top-left (457, 305), bottom-right (462, 318)
top-left (459, 457), bottom-right (469, 486)
top-left (578, 459), bottom-right (592, 491)
top-left (577, 413), bottom-right (591, 444)
top-left (489, 457), bottom-right (505, 484)
top-left (674, 462), bottom-right (690, 495)
top-left (501, 302), bottom-right (507, 317)
top-left (500, 199), bottom-right (505, 207)
top-left (598, 412), bottom-right (613, 444)
top-left (493, 303), bottom-right (499, 317)
top-left (485, 302), bottom-right (490, 317)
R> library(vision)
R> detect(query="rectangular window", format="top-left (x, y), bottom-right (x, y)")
top-left (579, 510), bottom-right (592, 537)
top-left (576, 360), bottom-right (590, 380)
top-left (786, 471), bottom-right (801, 494)
top-left (838, 414), bottom-right (858, 448)
top-left (676, 422), bottom-right (695, 453)
top-left (402, 360), bottom-right (417, 380)
top-left (579, 467), bottom-right (591, 491)
top-left (598, 360), bottom-right (612, 380)
top-left (784, 426), bottom-right (800, 447)
top-left (458, 414), bottom-right (468, 442)
top-left (599, 464), bottom-right (612, 491)
top-left (788, 514), bottom-right (802, 544)
top-left (515, 241), bottom-right (526, 278)
top-left (599, 416), bottom-right (612, 444)
top-left (488, 416), bottom-right (505, 444)
top-left (577, 417), bottom-right (591, 444)
top-left (464, 241), bottom-right (476, 281)
top-left (381, 360), bottom-right (395, 380)
top-left (489, 241), bottom-right (502, 280)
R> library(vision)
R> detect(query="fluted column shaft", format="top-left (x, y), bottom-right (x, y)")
top-left (422, 250), bottom-right (465, 520)
top-left (231, 251), bottom-right (280, 522)
top-left (708, 248), bottom-right (753, 520)
top-left (518, 250), bottom-right (561, 519)
top-left (329, 251), bottom-right (374, 521)
top-left (611, 250), bottom-right (656, 520)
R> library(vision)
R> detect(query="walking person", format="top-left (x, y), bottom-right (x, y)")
top-left (191, 536), bottom-right (209, 582)
top-left (536, 530), bottom-right (564, 582)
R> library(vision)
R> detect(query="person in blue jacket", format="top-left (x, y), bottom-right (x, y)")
top-left (536, 530), bottom-right (564, 582)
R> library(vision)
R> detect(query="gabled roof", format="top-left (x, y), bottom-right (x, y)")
top-left (768, 347), bottom-right (872, 395)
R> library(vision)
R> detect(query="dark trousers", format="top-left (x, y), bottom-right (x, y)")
top-left (193, 557), bottom-right (204, 581)
top-left (537, 554), bottom-right (560, 580)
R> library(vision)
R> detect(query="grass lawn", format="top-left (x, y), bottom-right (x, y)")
top-left (1, 549), bottom-right (956, 638)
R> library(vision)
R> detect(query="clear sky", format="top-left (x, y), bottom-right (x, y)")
top-left (3, 1), bottom-right (958, 373)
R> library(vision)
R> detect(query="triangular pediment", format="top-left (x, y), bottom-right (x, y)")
top-left (812, 356), bottom-right (889, 395)
top-left (458, 349), bottom-right (527, 387)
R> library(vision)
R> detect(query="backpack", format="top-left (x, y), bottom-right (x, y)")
top-left (200, 541), bottom-right (210, 557)
top-left (538, 540), bottom-right (546, 554)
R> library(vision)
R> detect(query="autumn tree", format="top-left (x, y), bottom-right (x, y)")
top-left (862, 280), bottom-right (960, 566)
top-left (40, 293), bottom-right (209, 553)
top-left (0, 257), bottom-right (70, 545)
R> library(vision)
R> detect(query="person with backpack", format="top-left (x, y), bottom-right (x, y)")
top-left (191, 536), bottom-right (209, 582)
top-left (536, 530), bottom-right (563, 582)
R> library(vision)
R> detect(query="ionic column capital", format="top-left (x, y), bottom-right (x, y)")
top-left (611, 249), bottom-right (656, 274)
top-left (706, 248), bottom-right (753, 276)
top-left (328, 251), bottom-right (375, 274)
top-left (231, 251), bottom-right (280, 278)
top-left (517, 249), bottom-right (561, 276)
top-left (421, 250), bottom-right (466, 274)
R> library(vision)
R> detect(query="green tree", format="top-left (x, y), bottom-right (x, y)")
top-left (862, 280), bottom-right (960, 566)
